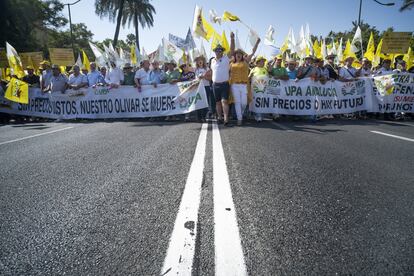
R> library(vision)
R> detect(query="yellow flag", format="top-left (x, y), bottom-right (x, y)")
top-left (343, 39), bottom-right (357, 61)
top-left (221, 31), bottom-right (230, 54)
top-left (372, 38), bottom-right (383, 67)
top-left (222, 11), bottom-right (240, 22)
top-left (193, 6), bottom-right (215, 41)
top-left (313, 40), bottom-right (321, 59)
top-left (6, 42), bottom-right (25, 79)
top-left (211, 31), bottom-right (222, 51)
top-left (403, 47), bottom-right (413, 70)
top-left (82, 50), bottom-right (90, 71)
top-left (364, 32), bottom-right (375, 61)
top-left (130, 44), bottom-right (137, 65)
top-left (280, 36), bottom-right (289, 53)
top-left (5, 77), bottom-right (29, 104)
top-left (60, 66), bottom-right (67, 76)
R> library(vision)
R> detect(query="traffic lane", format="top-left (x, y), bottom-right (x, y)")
top-left (0, 122), bottom-right (76, 144)
top-left (0, 121), bottom-right (202, 275)
top-left (219, 121), bottom-right (414, 275)
top-left (283, 119), bottom-right (414, 139)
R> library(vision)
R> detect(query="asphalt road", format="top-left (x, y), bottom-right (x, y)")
top-left (0, 118), bottom-right (413, 275)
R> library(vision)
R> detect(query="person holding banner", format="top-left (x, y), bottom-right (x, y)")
top-left (43, 64), bottom-right (68, 93)
top-left (249, 56), bottom-right (268, 122)
top-left (229, 37), bottom-right (260, 126)
top-left (122, 63), bottom-right (136, 86)
top-left (286, 58), bottom-right (298, 80)
top-left (134, 60), bottom-right (151, 92)
top-left (105, 61), bottom-right (124, 88)
top-left (357, 58), bottom-right (373, 77)
top-left (165, 61), bottom-right (181, 84)
top-left (87, 62), bottom-right (103, 86)
top-left (339, 56), bottom-right (357, 82)
top-left (324, 54), bottom-right (339, 80)
top-left (211, 32), bottom-right (235, 126)
top-left (296, 55), bottom-right (318, 80)
top-left (148, 61), bottom-right (166, 88)
top-left (195, 55), bottom-right (213, 120)
top-left (22, 66), bottom-right (40, 88)
top-left (68, 65), bottom-right (88, 90)
top-left (375, 58), bottom-right (393, 75)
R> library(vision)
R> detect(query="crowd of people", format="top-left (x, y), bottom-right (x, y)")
top-left (1, 31), bottom-right (413, 124)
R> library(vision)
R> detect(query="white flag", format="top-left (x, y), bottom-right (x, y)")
top-left (248, 28), bottom-right (259, 47)
top-left (209, 9), bottom-right (221, 24)
top-left (200, 41), bottom-right (207, 58)
top-left (89, 42), bottom-right (107, 67)
top-left (162, 38), bottom-right (184, 63)
top-left (337, 38), bottom-right (343, 63)
top-left (75, 53), bottom-right (83, 68)
top-left (235, 31), bottom-right (242, 50)
top-left (351, 26), bottom-right (362, 53)
top-left (321, 39), bottom-right (327, 60)
top-left (264, 25), bottom-right (276, 46)
top-left (287, 27), bottom-right (297, 53)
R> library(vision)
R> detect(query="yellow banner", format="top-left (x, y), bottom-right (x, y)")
top-left (20, 52), bottom-right (43, 69)
top-left (49, 48), bottom-right (75, 66)
top-left (381, 32), bottom-right (412, 54)
top-left (4, 78), bottom-right (29, 104)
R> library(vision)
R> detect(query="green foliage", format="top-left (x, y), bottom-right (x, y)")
top-left (0, 0), bottom-right (68, 51)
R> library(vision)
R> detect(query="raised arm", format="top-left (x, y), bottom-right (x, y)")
top-left (246, 38), bottom-right (261, 63)
top-left (228, 32), bottom-right (235, 58)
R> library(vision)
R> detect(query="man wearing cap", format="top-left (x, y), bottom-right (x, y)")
top-left (165, 61), bottom-right (181, 84)
top-left (268, 55), bottom-right (288, 80)
top-left (324, 54), bottom-right (339, 80)
top-left (339, 56), bottom-right (358, 82)
top-left (134, 60), bottom-right (151, 92)
top-left (43, 65), bottom-right (68, 93)
top-left (148, 60), bottom-right (166, 88)
top-left (297, 55), bottom-right (317, 80)
top-left (285, 58), bottom-right (298, 80)
top-left (39, 60), bottom-right (52, 90)
top-left (105, 61), bottom-right (124, 88)
top-left (22, 66), bottom-right (40, 87)
top-left (211, 32), bottom-right (235, 125)
top-left (122, 63), bottom-right (135, 85)
top-left (68, 64), bottom-right (88, 90)
top-left (87, 62), bottom-right (102, 86)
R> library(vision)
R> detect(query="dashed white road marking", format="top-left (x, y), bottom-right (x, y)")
top-left (370, 130), bottom-right (414, 142)
top-left (212, 122), bottom-right (247, 276)
top-left (161, 123), bottom-right (208, 275)
top-left (0, 126), bottom-right (74, 146)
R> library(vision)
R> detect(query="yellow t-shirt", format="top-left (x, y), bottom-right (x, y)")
top-left (229, 62), bottom-right (249, 84)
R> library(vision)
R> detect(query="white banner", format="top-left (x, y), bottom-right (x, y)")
top-left (0, 81), bottom-right (208, 119)
top-left (371, 73), bottom-right (414, 113)
top-left (251, 73), bottom-right (414, 115)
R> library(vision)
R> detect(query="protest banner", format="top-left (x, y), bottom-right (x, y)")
top-left (251, 73), bottom-right (414, 115)
top-left (20, 52), bottom-right (44, 69)
top-left (0, 48), bottom-right (8, 68)
top-left (48, 48), bottom-right (75, 66)
top-left (371, 73), bottom-right (414, 113)
top-left (381, 32), bottom-right (412, 54)
top-left (252, 76), bottom-right (370, 115)
top-left (0, 81), bottom-right (208, 119)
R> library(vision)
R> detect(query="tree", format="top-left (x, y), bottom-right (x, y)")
top-left (400, 0), bottom-right (414, 11)
top-left (94, 0), bottom-right (125, 47)
top-left (122, 0), bottom-right (155, 51)
top-left (0, 0), bottom-right (67, 51)
top-left (126, 33), bottom-right (136, 45)
top-left (48, 23), bottom-right (94, 59)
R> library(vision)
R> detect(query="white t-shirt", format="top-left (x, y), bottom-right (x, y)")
top-left (211, 55), bottom-right (230, 83)
top-left (339, 66), bottom-right (357, 80)
top-left (105, 67), bottom-right (124, 85)
top-left (134, 68), bottom-right (150, 85)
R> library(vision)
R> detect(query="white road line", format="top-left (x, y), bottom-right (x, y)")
top-left (212, 122), bottom-right (247, 276)
top-left (370, 130), bottom-right (414, 142)
top-left (161, 123), bottom-right (208, 276)
top-left (271, 121), bottom-right (294, 132)
top-left (0, 126), bottom-right (74, 146)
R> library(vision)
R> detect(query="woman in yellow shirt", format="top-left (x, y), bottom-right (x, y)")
top-left (249, 56), bottom-right (268, 122)
top-left (229, 37), bottom-right (260, 125)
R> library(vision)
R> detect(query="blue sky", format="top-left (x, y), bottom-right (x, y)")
top-left (62, 0), bottom-right (413, 55)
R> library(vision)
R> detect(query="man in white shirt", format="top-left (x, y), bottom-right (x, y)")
top-left (87, 62), bottom-right (103, 86)
top-left (211, 32), bottom-right (234, 125)
top-left (105, 61), bottom-right (124, 88)
top-left (339, 56), bottom-right (358, 81)
top-left (68, 65), bottom-right (88, 90)
top-left (134, 60), bottom-right (151, 92)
